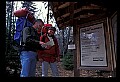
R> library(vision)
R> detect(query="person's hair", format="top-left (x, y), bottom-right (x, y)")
top-left (48, 27), bottom-right (56, 32)
top-left (35, 19), bottom-right (44, 25)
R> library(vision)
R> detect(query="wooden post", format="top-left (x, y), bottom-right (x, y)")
top-left (73, 19), bottom-right (80, 77)
top-left (68, 2), bottom-right (80, 77)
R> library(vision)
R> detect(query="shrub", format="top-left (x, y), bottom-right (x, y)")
top-left (62, 52), bottom-right (74, 70)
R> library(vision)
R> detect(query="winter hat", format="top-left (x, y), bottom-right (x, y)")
top-left (48, 27), bottom-right (56, 32)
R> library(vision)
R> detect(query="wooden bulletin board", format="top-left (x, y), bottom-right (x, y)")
top-left (77, 18), bottom-right (113, 71)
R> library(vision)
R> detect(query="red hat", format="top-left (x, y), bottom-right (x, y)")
top-left (41, 24), bottom-right (52, 33)
top-left (37, 24), bottom-right (53, 34)
top-left (44, 24), bottom-right (52, 27)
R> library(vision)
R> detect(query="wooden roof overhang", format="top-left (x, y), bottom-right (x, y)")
top-left (50, 1), bottom-right (117, 29)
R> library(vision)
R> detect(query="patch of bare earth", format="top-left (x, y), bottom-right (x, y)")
top-left (35, 61), bottom-right (74, 77)
top-left (35, 61), bottom-right (112, 77)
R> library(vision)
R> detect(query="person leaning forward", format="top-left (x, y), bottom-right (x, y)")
top-left (20, 19), bottom-right (48, 77)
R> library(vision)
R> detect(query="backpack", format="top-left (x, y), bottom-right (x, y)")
top-left (13, 15), bottom-right (33, 51)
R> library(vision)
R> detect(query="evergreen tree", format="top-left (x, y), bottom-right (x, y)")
top-left (21, 1), bottom-right (38, 15)
top-left (6, 1), bottom-right (21, 77)
top-left (62, 50), bottom-right (74, 70)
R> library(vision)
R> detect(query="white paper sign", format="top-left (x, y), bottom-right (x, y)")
top-left (68, 44), bottom-right (75, 49)
top-left (80, 23), bottom-right (107, 66)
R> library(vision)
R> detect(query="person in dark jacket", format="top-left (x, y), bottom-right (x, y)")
top-left (20, 19), bottom-right (46, 77)
top-left (37, 27), bottom-right (60, 77)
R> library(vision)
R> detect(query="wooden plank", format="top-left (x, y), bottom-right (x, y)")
top-left (77, 13), bottom-right (106, 25)
top-left (74, 13), bottom-right (94, 19)
top-left (55, 3), bottom-right (104, 23)
top-left (58, 13), bottom-right (106, 28)
top-left (58, 2), bottom-right (70, 9)
top-left (57, 13), bottom-right (70, 21)
top-left (51, 2), bottom-right (107, 29)
top-left (74, 4), bottom-right (103, 14)
top-left (59, 19), bottom-right (72, 27)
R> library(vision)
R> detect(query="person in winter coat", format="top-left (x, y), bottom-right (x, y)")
top-left (37, 27), bottom-right (60, 77)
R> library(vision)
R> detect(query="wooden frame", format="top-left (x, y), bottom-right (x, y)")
top-left (109, 11), bottom-right (117, 71)
top-left (76, 18), bottom-right (113, 71)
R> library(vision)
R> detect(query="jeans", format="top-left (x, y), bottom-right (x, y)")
top-left (42, 61), bottom-right (59, 77)
top-left (20, 51), bottom-right (37, 77)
